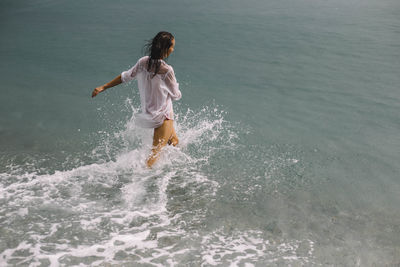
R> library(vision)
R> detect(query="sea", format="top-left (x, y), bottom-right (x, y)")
top-left (1, 0), bottom-right (399, 265)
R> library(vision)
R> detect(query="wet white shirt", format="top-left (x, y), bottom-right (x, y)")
top-left (121, 56), bottom-right (182, 128)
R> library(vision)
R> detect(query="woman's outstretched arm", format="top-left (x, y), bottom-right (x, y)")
top-left (92, 74), bottom-right (122, 98)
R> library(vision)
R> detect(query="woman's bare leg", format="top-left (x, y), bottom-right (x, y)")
top-left (146, 120), bottom-right (177, 168)
top-left (168, 126), bottom-right (179, 146)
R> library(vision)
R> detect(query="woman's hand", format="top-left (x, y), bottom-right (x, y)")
top-left (91, 75), bottom-right (122, 98)
top-left (92, 86), bottom-right (105, 98)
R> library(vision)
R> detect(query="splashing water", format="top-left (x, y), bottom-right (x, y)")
top-left (0, 99), bottom-right (318, 266)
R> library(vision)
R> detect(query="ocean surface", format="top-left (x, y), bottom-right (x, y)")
top-left (1, 0), bottom-right (400, 265)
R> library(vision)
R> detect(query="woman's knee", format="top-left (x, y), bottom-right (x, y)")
top-left (171, 136), bottom-right (179, 146)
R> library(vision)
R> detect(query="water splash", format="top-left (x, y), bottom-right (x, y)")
top-left (0, 101), bottom-right (241, 266)
top-left (0, 100), bottom-right (320, 266)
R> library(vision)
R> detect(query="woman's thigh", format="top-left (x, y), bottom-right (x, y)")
top-left (152, 119), bottom-right (174, 147)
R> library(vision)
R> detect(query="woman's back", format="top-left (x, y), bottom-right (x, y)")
top-left (121, 56), bottom-right (181, 128)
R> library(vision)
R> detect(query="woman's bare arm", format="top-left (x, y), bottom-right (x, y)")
top-left (92, 74), bottom-right (122, 98)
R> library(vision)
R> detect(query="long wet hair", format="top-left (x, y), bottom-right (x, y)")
top-left (143, 31), bottom-right (174, 78)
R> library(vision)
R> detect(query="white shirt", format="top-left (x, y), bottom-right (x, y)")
top-left (121, 56), bottom-right (182, 128)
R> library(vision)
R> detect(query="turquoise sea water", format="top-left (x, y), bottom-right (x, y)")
top-left (1, 0), bottom-right (400, 265)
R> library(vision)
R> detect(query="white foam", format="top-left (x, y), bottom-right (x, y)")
top-left (200, 228), bottom-right (315, 265)
top-left (0, 103), bottom-right (236, 265)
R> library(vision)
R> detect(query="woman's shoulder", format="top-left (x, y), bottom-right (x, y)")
top-left (138, 56), bottom-right (150, 64)
top-left (135, 56), bottom-right (173, 75)
top-left (161, 60), bottom-right (173, 71)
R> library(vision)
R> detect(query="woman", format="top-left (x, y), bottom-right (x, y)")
top-left (92, 31), bottom-right (181, 168)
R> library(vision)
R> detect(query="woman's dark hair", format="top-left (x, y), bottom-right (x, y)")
top-left (144, 31), bottom-right (174, 78)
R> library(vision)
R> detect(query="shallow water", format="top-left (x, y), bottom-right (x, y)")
top-left (1, 0), bottom-right (400, 265)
